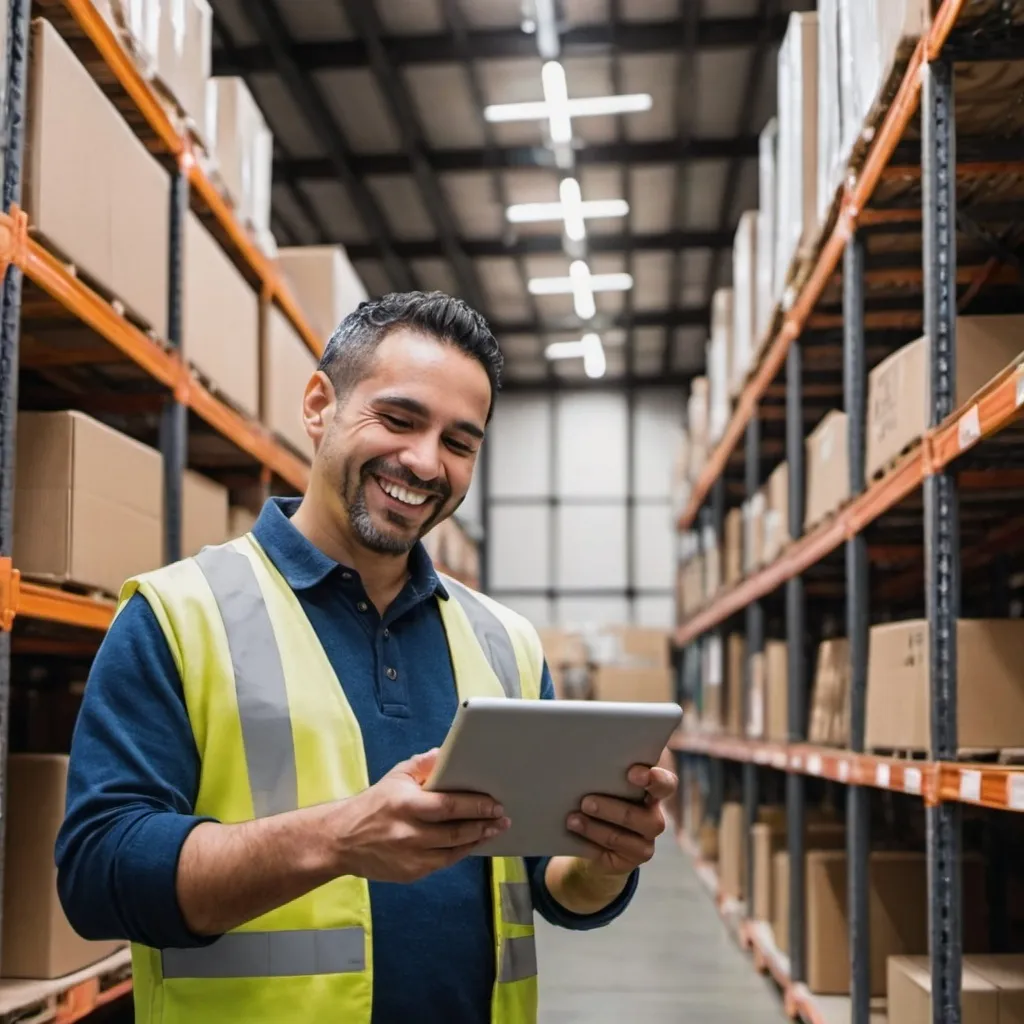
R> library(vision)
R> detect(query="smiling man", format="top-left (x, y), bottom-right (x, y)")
top-left (55, 291), bottom-right (676, 1024)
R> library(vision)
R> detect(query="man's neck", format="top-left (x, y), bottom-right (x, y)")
top-left (289, 496), bottom-right (411, 614)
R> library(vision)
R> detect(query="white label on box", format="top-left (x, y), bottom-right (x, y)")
top-left (1007, 774), bottom-right (1024, 811)
top-left (876, 763), bottom-right (891, 788)
top-left (1016, 368), bottom-right (1024, 408)
top-left (772, 751), bottom-right (788, 770)
top-left (959, 770), bottom-right (981, 803)
top-left (838, 760), bottom-right (851, 783)
top-left (904, 767), bottom-right (922, 795)
top-left (808, 754), bottom-right (822, 776)
top-left (790, 754), bottom-right (803, 771)
top-left (958, 405), bottom-right (981, 450)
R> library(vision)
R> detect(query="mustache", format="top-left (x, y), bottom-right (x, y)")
top-left (362, 457), bottom-right (450, 500)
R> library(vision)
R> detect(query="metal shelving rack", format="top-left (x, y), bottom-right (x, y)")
top-left (673, 2), bottom-right (1024, 1023)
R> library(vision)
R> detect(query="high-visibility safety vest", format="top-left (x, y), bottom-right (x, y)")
top-left (116, 532), bottom-right (544, 1024)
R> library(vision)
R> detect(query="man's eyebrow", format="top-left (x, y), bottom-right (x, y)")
top-left (376, 395), bottom-right (485, 440)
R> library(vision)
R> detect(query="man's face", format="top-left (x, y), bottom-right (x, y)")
top-left (312, 328), bottom-right (491, 556)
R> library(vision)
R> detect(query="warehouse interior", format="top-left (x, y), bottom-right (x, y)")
top-left (1, 0), bottom-right (1024, 1022)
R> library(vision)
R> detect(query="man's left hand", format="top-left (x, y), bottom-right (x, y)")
top-left (567, 763), bottom-right (678, 876)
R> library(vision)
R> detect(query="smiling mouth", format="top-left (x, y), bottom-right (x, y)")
top-left (374, 475), bottom-right (436, 510)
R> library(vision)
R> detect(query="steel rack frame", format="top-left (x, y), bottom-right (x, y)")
top-left (670, 2), bottom-right (1024, 1023)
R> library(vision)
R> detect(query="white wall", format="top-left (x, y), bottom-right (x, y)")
top-left (483, 387), bottom-right (684, 631)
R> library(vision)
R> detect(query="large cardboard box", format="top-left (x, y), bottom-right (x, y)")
top-left (970, 957), bottom-right (1024, 1019)
top-left (775, 12), bottom-right (819, 295)
top-left (601, 626), bottom-right (671, 669)
top-left (756, 118), bottom-right (779, 346)
top-left (805, 411), bottom-right (849, 531)
top-left (707, 289), bottom-right (734, 443)
top-left (731, 211), bottom-right (759, 395)
top-left (888, 957), bottom-right (999, 1024)
top-left (718, 803), bottom-right (746, 900)
top-left (866, 317), bottom-right (1024, 482)
top-left (277, 246), bottom-right (370, 345)
top-left (763, 461), bottom-right (790, 562)
top-left (14, 412), bottom-right (162, 596)
top-left (747, 651), bottom-right (766, 739)
top-left (182, 470), bottom-right (229, 559)
top-left (809, 638), bottom-right (850, 746)
top-left (866, 619), bottom-right (1024, 753)
top-left (724, 508), bottom-right (743, 587)
top-left (27, 18), bottom-right (170, 334)
top-left (701, 634), bottom-right (724, 733)
top-left (757, 822), bottom-right (846, 929)
top-left (592, 667), bottom-right (673, 704)
top-left (263, 304), bottom-right (317, 458)
top-left (1, 756), bottom-right (124, 979)
top-left (765, 641), bottom-right (789, 742)
top-left (184, 211), bottom-right (260, 417)
top-left (752, 822), bottom-right (784, 921)
top-left (155, 0), bottom-right (212, 142)
top-left (726, 633), bottom-right (746, 737)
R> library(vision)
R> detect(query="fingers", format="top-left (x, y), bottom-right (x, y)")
top-left (421, 815), bottom-right (512, 850)
top-left (413, 790), bottom-right (505, 824)
top-left (578, 793), bottom-right (666, 841)
top-left (567, 812), bottom-right (655, 865)
top-left (633, 765), bottom-right (678, 803)
top-left (395, 748), bottom-right (441, 785)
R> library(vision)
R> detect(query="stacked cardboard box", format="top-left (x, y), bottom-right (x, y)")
top-left (866, 316), bottom-right (1024, 483)
top-left (731, 212), bottom-right (759, 394)
top-left (182, 470), bottom-right (229, 558)
top-left (808, 638), bottom-right (851, 746)
top-left (764, 640), bottom-right (790, 742)
top-left (762, 461), bottom-right (790, 562)
top-left (26, 19), bottom-right (170, 335)
top-left (775, 12), bottom-right (819, 299)
top-left (725, 633), bottom-right (746, 737)
top-left (701, 634), bottom-right (724, 733)
top-left (756, 118), bottom-right (779, 344)
top-left (1, 755), bottom-right (125, 979)
top-left (744, 491), bottom-right (765, 575)
top-left (591, 627), bottom-right (673, 703)
top-left (537, 628), bottom-right (590, 700)
top-left (686, 377), bottom-right (709, 483)
top-left (866, 619), bottom-right (1024, 754)
top-left (702, 521), bottom-right (722, 600)
top-left (262, 304), bottom-right (318, 458)
top-left (707, 290), bottom-right (734, 444)
top-left (804, 411), bottom-right (849, 531)
top-left (890, 955), bottom-right (1024, 1023)
top-left (724, 508), bottom-right (743, 588)
top-left (277, 245), bottom-right (370, 345)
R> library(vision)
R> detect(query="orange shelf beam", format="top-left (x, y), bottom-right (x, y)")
top-left (677, 0), bottom-right (967, 533)
top-left (17, 582), bottom-right (116, 632)
top-left (675, 357), bottom-right (1024, 646)
top-left (58, 0), bottom-right (323, 360)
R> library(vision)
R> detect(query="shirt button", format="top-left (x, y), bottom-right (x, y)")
top-left (357, 601), bottom-right (368, 612)
top-left (386, 667), bottom-right (398, 681)
top-left (383, 628), bottom-right (390, 640)
top-left (342, 572), bottom-right (353, 581)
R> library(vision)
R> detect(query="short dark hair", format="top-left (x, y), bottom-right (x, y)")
top-left (317, 291), bottom-right (503, 420)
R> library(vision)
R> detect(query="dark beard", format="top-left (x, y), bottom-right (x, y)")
top-left (344, 457), bottom-right (450, 555)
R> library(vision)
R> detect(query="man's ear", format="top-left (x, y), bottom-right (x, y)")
top-left (303, 371), bottom-right (337, 448)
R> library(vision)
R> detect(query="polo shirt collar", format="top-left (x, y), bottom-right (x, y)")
top-left (251, 496), bottom-right (449, 601)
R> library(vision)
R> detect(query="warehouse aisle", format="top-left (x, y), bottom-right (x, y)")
top-left (536, 835), bottom-right (786, 1024)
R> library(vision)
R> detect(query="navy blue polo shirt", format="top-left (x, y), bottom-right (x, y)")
top-left (55, 497), bottom-right (637, 1022)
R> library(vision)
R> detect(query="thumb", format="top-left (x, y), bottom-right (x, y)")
top-left (393, 748), bottom-right (440, 785)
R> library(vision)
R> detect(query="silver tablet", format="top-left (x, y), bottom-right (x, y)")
top-left (424, 697), bottom-right (682, 858)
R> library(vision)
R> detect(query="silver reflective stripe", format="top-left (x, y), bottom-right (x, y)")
top-left (500, 882), bottom-right (533, 926)
top-left (444, 577), bottom-right (521, 699)
top-left (498, 935), bottom-right (537, 983)
top-left (162, 928), bottom-right (366, 979)
top-left (194, 546), bottom-right (298, 818)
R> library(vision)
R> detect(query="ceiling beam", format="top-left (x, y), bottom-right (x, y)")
top-left (212, 15), bottom-right (792, 74)
top-left (341, 229), bottom-right (735, 262)
top-left (275, 135), bottom-right (758, 178)
top-left (491, 306), bottom-right (710, 335)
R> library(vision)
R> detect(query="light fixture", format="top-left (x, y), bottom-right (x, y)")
top-left (526, 271), bottom-right (634, 295)
top-left (483, 94), bottom-right (654, 124)
top-left (541, 61), bottom-right (572, 143)
top-left (543, 332), bottom-right (607, 380)
top-left (506, 198), bottom-right (630, 225)
top-left (558, 177), bottom-right (586, 241)
top-left (569, 260), bottom-right (595, 319)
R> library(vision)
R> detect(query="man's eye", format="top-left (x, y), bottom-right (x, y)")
top-left (383, 414), bottom-right (412, 429)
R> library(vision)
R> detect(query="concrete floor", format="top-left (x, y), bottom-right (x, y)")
top-left (536, 835), bottom-right (788, 1024)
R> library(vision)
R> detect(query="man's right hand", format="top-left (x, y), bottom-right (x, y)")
top-left (330, 749), bottom-right (510, 883)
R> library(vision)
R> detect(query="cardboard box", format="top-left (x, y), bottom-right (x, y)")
top-left (263, 304), bottom-right (317, 458)
top-left (701, 634), bottom-right (724, 733)
top-left (155, 0), bottom-right (212, 143)
top-left (747, 652), bottom-right (766, 739)
top-left (773, 850), bottom-right (790, 952)
top-left (805, 411), bottom-right (849, 531)
top-left (866, 619), bottom-right (1024, 753)
top-left (756, 118), bottom-right (779, 346)
top-left (866, 317), bottom-right (1024, 482)
top-left (726, 633), bottom-right (746, 737)
top-left (182, 470), bottom-right (229, 559)
top-left (765, 641), bottom-right (789, 742)
top-left (707, 289), bottom-right (734, 443)
top-left (2, 755), bottom-right (124, 979)
top-left (702, 524), bottom-right (721, 598)
top-left (277, 245), bottom-right (370, 345)
top-left (718, 803), bottom-right (745, 900)
top-left (809, 638), bottom-right (850, 746)
top-left (889, 957), bottom-right (999, 1024)
top-left (14, 411), bottom-right (162, 596)
top-left (745, 491), bottom-right (766, 574)
top-left (752, 823), bottom-right (784, 921)
top-left (228, 505), bottom-right (258, 537)
top-left (724, 507), bottom-right (743, 587)
top-left (27, 19), bottom-right (170, 334)
top-left (604, 626), bottom-right (671, 668)
top-left (775, 12), bottom-right (819, 294)
top-left (731, 211), bottom-right (759, 395)
top-left (184, 211), bottom-right (260, 418)
top-left (763, 461), bottom-right (790, 562)
top-left (209, 76), bottom-right (271, 231)
top-left (592, 667), bottom-right (673, 704)
top-left (970, 956), bottom-right (1024, 1019)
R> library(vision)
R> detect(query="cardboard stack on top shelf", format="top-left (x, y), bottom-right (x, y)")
top-left (866, 315), bottom-right (1024, 482)
top-left (866, 619), bottom-right (1024, 755)
top-left (277, 246), bottom-right (370, 345)
top-left (591, 627), bottom-right (673, 704)
top-left (755, 119), bottom-right (779, 347)
top-left (731, 212), bottom-right (759, 394)
top-left (775, 12), bottom-right (819, 300)
top-left (707, 290), bottom-right (734, 444)
top-left (26, 19), bottom-right (170, 336)
top-left (1, 755), bottom-right (125, 980)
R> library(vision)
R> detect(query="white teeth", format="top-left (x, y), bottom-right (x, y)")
top-left (379, 478), bottom-right (428, 507)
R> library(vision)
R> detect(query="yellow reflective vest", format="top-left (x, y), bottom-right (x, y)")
top-left (116, 532), bottom-right (544, 1024)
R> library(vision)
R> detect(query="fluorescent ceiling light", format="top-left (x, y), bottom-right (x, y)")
top-left (483, 100), bottom-right (551, 123)
top-left (545, 339), bottom-right (586, 360)
top-left (527, 268), bottom-right (633, 297)
top-left (484, 94), bottom-right (653, 124)
top-left (559, 178), bottom-right (586, 241)
top-left (506, 198), bottom-right (630, 224)
top-left (581, 332), bottom-right (606, 379)
top-left (588, 273), bottom-right (634, 291)
top-left (569, 260), bottom-right (596, 319)
top-left (541, 61), bottom-right (572, 143)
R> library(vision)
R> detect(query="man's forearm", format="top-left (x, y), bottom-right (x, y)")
top-left (543, 856), bottom-right (631, 916)
top-left (177, 803), bottom-right (343, 937)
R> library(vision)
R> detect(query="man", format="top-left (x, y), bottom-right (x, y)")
top-left (56, 291), bottom-right (677, 1024)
